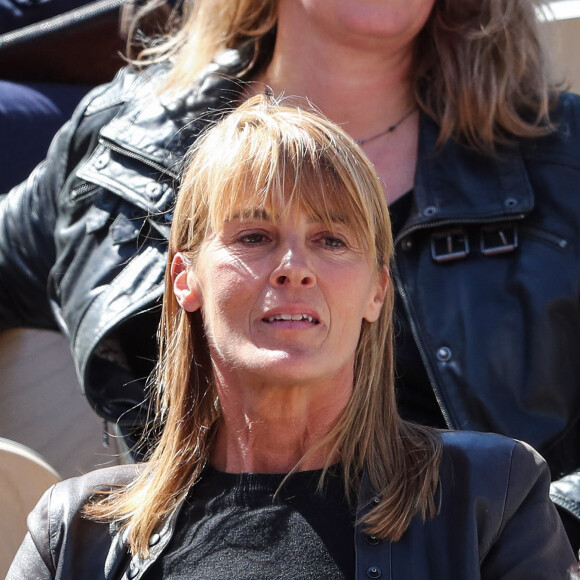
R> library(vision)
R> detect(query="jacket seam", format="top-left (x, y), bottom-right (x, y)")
top-left (47, 484), bottom-right (58, 574)
top-left (480, 440), bottom-right (515, 562)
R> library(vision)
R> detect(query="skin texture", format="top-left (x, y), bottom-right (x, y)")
top-left (172, 205), bottom-right (388, 473)
top-left (253, 0), bottom-right (436, 202)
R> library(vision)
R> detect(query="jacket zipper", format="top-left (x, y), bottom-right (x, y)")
top-left (519, 223), bottom-right (569, 250)
top-left (393, 213), bottom-right (526, 247)
top-left (100, 138), bottom-right (181, 181)
top-left (392, 212), bottom-right (526, 429)
top-left (71, 182), bottom-right (100, 201)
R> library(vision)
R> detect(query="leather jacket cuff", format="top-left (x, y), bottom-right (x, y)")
top-left (551, 469), bottom-right (580, 520)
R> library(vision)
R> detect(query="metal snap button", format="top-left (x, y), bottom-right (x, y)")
top-left (437, 346), bottom-right (452, 362)
top-left (127, 562), bottom-right (140, 579)
top-left (149, 533), bottom-right (161, 546)
top-left (146, 182), bottom-right (163, 198)
top-left (504, 197), bottom-right (518, 209)
top-left (423, 205), bottom-right (437, 217)
top-left (401, 238), bottom-right (413, 251)
top-left (95, 155), bottom-right (108, 170)
top-left (366, 566), bottom-right (382, 578)
top-left (365, 534), bottom-right (381, 546)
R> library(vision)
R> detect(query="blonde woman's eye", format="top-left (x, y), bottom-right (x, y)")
top-left (239, 232), bottom-right (269, 245)
top-left (321, 235), bottom-right (346, 248)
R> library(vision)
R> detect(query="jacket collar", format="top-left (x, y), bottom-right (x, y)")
top-left (98, 48), bottom-right (251, 179)
top-left (404, 114), bottom-right (534, 234)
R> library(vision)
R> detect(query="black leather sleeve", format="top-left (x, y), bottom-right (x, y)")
top-left (6, 486), bottom-right (56, 579)
top-left (551, 469), bottom-right (580, 554)
top-left (0, 80), bottom-right (119, 333)
top-left (6, 465), bottom-right (138, 579)
top-left (0, 148), bottom-right (65, 331)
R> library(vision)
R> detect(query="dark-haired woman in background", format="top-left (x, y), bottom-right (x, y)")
top-left (1, 0), bottom-right (579, 549)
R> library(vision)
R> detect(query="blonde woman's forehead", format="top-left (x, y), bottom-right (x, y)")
top-left (212, 197), bottom-right (355, 227)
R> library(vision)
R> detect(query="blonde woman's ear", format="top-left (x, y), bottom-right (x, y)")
top-left (171, 252), bottom-right (201, 312)
top-left (363, 266), bottom-right (389, 323)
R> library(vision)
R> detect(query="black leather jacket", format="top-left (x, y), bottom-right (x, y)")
top-left (6, 432), bottom-right (576, 579)
top-left (1, 48), bottom-right (580, 528)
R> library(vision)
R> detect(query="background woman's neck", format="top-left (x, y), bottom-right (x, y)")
top-left (257, 5), bottom-right (416, 138)
top-left (251, 6), bottom-right (420, 204)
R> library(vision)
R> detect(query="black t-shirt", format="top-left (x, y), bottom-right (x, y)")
top-left (144, 465), bottom-right (356, 579)
top-left (389, 192), bottom-right (447, 429)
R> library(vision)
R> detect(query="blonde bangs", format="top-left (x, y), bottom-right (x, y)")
top-left (177, 96), bottom-right (390, 267)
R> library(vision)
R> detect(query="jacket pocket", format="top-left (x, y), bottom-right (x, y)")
top-left (520, 223), bottom-right (570, 252)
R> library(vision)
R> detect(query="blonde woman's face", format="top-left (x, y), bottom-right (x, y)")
top-left (173, 203), bottom-right (388, 391)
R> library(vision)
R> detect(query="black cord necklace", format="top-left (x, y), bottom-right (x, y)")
top-left (356, 106), bottom-right (417, 146)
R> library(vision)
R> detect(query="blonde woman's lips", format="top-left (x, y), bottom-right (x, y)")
top-left (262, 307), bottom-right (320, 325)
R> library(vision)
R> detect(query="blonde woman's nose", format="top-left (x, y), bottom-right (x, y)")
top-left (270, 248), bottom-right (316, 288)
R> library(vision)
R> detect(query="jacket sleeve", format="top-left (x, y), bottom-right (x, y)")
top-left (6, 465), bottom-right (138, 579)
top-left (481, 440), bottom-right (577, 579)
top-left (6, 486), bottom-right (56, 579)
top-left (0, 80), bottom-right (116, 333)
top-left (0, 161), bottom-right (59, 332)
top-left (550, 469), bottom-right (580, 548)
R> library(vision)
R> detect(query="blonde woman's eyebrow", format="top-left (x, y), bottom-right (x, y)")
top-left (308, 214), bottom-right (347, 224)
top-left (226, 208), bottom-right (271, 222)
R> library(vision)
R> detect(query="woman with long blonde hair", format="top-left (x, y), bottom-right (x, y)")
top-left (8, 95), bottom-right (574, 579)
top-left (2, 0), bottom-right (580, 554)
